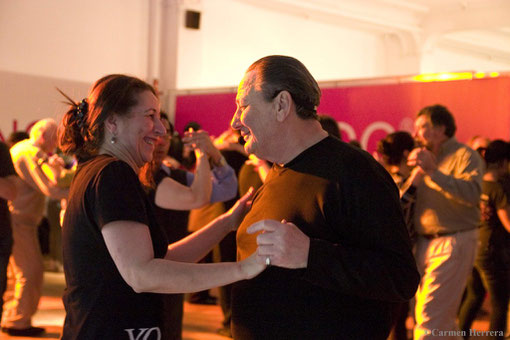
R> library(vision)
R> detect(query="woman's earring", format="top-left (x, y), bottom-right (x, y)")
top-left (110, 136), bottom-right (117, 144)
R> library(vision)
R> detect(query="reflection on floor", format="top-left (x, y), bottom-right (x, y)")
top-left (0, 272), bottom-right (493, 340)
top-left (1, 272), bottom-right (229, 340)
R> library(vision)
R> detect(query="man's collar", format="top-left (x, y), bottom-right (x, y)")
top-left (279, 133), bottom-right (329, 167)
top-left (277, 131), bottom-right (328, 166)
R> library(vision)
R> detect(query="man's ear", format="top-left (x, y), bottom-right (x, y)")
top-left (275, 90), bottom-right (292, 122)
top-left (40, 130), bottom-right (49, 144)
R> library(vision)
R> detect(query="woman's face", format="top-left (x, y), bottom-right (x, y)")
top-left (114, 90), bottom-right (165, 168)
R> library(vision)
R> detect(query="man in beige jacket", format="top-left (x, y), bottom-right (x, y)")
top-left (2, 119), bottom-right (69, 337)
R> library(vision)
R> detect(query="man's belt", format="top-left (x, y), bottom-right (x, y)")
top-left (421, 229), bottom-right (474, 240)
top-left (422, 232), bottom-right (455, 240)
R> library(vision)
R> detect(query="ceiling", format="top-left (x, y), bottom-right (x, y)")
top-left (235, 0), bottom-right (510, 64)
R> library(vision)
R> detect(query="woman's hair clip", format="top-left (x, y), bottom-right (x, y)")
top-left (56, 87), bottom-right (89, 128)
top-left (75, 99), bottom-right (89, 128)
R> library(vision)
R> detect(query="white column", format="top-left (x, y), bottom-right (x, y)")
top-left (158, 0), bottom-right (180, 123)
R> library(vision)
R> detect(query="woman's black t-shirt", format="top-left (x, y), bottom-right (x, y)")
top-left (62, 155), bottom-right (168, 340)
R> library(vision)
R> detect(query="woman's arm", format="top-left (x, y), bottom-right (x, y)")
top-left (496, 206), bottom-right (510, 233)
top-left (165, 188), bottom-right (253, 262)
top-left (154, 151), bottom-right (212, 210)
top-left (182, 129), bottom-right (238, 202)
top-left (185, 163), bottom-right (238, 203)
top-left (101, 219), bottom-right (264, 294)
top-left (400, 166), bottom-right (424, 198)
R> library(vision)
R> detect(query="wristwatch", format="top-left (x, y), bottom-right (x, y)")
top-left (36, 157), bottom-right (48, 167)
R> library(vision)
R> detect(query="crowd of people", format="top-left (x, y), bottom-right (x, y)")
top-left (375, 107), bottom-right (510, 340)
top-left (0, 55), bottom-right (507, 340)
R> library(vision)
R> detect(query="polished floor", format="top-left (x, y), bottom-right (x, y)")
top-left (0, 272), bottom-right (229, 340)
top-left (0, 272), bottom-right (493, 340)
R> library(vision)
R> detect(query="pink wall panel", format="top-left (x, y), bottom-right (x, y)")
top-left (175, 93), bottom-right (237, 136)
top-left (175, 77), bottom-right (510, 153)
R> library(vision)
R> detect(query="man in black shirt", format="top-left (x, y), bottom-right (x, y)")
top-left (229, 55), bottom-right (420, 339)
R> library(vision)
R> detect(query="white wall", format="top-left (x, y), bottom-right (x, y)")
top-left (177, 0), bottom-right (386, 89)
top-left (1, 0), bottom-right (509, 140)
top-left (0, 0), bottom-right (149, 83)
top-left (0, 71), bottom-right (90, 141)
top-left (0, 0), bottom-right (150, 139)
top-left (177, 1), bottom-right (510, 87)
top-left (423, 47), bottom-right (510, 74)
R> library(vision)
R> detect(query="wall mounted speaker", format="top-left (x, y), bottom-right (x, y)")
top-left (185, 10), bottom-right (201, 29)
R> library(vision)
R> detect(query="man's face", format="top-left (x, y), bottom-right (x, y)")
top-left (230, 70), bottom-right (276, 159)
top-left (414, 115), bottom-right (444, 150)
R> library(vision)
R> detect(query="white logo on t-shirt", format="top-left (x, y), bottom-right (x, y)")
top-left (124, 327), bottom-right (161, 340)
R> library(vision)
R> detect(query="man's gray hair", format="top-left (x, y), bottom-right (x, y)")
top-left (247, 55), bottom-right (321, 120)
top-left (30, 118), bottom-right (57, 143)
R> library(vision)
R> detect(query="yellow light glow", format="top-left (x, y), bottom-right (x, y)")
top-left (474, 72), bottom-right (485, 79)
top-left (489, 72), bottom-right (500, 77)
top-left (412, 72), bottom-right (473, 82)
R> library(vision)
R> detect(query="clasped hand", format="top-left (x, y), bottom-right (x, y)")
top-left (407, 147), bottom-right (437, 175)
top-left (183, 130), bottom-right (222, 162)
top-left (247, 219), bottom-right (310, 269)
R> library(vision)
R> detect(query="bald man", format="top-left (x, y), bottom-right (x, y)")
top-left (2, 119), bottom-right (68, 337)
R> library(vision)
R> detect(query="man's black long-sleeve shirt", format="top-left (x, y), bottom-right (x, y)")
top-left (232, 136), bottom-right (420, 339)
